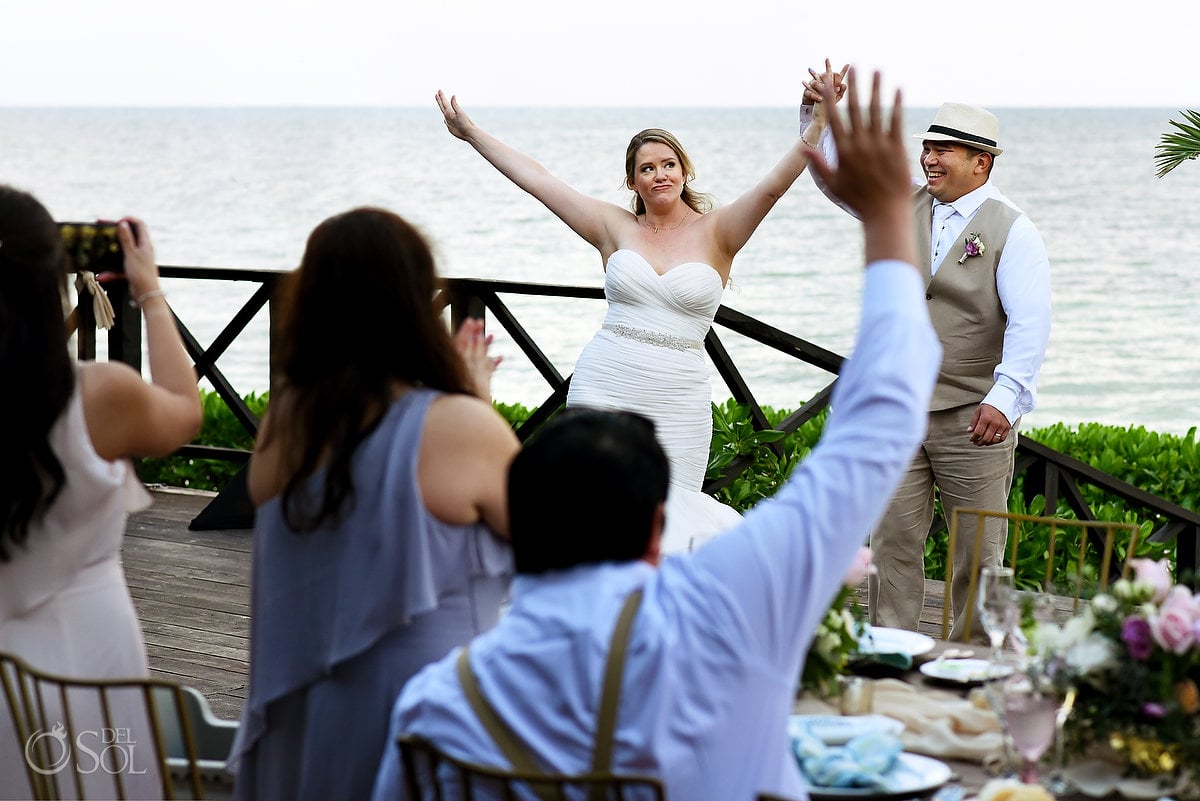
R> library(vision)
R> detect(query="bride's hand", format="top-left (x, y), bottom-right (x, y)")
top-left (435, 90), bottom-right (476, 142)
top-left (806, 60), bottom-right (848, 104)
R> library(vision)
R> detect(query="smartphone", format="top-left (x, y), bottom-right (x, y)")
top-left (58, 220), bottom-right (126, 273)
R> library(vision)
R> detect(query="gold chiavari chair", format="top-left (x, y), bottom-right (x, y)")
top-left (1, 650), bottom-right (234, 800)
top-left (396, 733), bottom-right (667, 801)
top-left (944, 508), bottom-right (1141, 641)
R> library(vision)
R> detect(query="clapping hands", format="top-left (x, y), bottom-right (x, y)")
top-left (454, 317), bottom-right (501, 401)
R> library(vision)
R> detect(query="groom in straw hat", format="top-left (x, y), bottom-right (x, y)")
top-left (803, 73), bottom-right (1051, 639)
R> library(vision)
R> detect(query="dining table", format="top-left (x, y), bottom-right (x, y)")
top-left (794, 637), bottom-right (996, 798)
top-left (791, 634), bottom-right (1190, 801)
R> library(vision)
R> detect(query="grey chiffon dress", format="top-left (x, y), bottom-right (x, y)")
top-left (227, 388), bottom-right (513, 801)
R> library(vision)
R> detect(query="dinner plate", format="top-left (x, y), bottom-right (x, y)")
top-left (856, 626), bottom-right (935, 657)
top-left (788, 714), bottom-right (904, 745)
top-left (919, 657), bottom-right (1013, 685)
top-left (806, 752), bottom-right (953, 800)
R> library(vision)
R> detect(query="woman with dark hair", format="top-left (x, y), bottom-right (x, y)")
top-left (227, 207), bottom-right (519, 801)
top-left (0, 185), bottom-right (202, 796)
top-left (435, 69), bottom-right (837, 553)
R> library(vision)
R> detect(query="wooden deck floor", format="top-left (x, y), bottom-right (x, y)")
top-left (126, 488), bottom-right (251, 721)
top-left (125, 488), bottom-right (980, 724)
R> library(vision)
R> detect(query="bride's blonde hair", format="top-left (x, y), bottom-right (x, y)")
top-left (622, 128), bottom-right (715, 216)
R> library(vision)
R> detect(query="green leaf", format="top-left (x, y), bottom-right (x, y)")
top-left (1155, 108), bottom-right (1200, 178)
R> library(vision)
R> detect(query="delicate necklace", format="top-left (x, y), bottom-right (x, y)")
top-left (641, 211), bottom-right (689, 234)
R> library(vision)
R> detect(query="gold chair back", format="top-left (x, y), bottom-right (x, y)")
top-left (396, 733), bottom-right (667, 801)
top-left (944, 508), bottom-right (1141, 640)
top-left (0, 650), bottom-right (217, 800)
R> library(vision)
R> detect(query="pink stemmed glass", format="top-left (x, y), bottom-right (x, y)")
top-left (1001, 673), bottom-right (1059, 783)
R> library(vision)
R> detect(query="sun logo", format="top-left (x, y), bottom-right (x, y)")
top-left (25, 721), bottom-right (71, 775)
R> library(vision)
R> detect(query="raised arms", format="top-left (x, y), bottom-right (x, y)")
top-left (81, 219), bottom-right (202, 460)
top-left (806, 72), bottom-right (914, 268)
top-left (708, 61), bottom-right (845, 260)
top-left (436, 90), bottom-right (626, 254)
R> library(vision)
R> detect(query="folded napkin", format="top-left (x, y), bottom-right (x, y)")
top-left (851, 629), bottom-right (913, 671)
top-left (790, 721), bottom-right (903, 789)
top-left (870, 678), bottom-right (1003, 763)
top-left (850, 650), bottom-right (912, 671)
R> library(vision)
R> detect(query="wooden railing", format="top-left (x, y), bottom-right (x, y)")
top-left (74, 268), bottom-right (1200, 579)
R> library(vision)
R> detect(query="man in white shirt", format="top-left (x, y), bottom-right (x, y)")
top-left (803, 75), bottom-right (1052, 640)
top-left (372, 72), bottom-right (941, 801)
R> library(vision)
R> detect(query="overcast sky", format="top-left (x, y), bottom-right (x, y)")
top-left (3, 1), bottom-right (1197, 108)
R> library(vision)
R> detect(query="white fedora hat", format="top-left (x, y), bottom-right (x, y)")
top-left (916, 102), bottom-right (1003, 156)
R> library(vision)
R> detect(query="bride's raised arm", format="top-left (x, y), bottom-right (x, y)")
top-left (709, 62), bottom-right (844, 260)
top-left (435, 90), bottom-right (627, 255)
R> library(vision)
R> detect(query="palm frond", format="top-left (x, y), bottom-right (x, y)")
top-left (1154, 108), bottom-right (1200, 178)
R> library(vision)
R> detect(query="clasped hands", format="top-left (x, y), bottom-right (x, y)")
top-left (803, 59), bottom-right (849, 108)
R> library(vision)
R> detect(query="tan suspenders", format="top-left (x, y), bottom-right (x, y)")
top-left (456, 588), bottom-right (646, 800)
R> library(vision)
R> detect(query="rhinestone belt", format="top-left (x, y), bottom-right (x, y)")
top-left (603, 323), bottom-right (702, 351)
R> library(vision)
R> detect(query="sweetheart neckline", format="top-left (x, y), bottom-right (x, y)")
top-left (609, 248), bottom-right (720, 280)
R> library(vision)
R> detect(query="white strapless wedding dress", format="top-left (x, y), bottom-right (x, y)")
top-left (567, 249), bottom-right (742, 553)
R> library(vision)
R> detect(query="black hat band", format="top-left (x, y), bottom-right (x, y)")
top-left (926, 124), bottom-right (998, 148)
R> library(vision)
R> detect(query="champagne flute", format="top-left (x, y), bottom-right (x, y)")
top-left (976, 566), bottom-right (1016, 662)
top-left (1009, 590), bottom-right (1055, 657)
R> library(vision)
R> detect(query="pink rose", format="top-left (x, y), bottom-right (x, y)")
top-left (1130, 557), bottom-right (1173, 603)
top-left (843, 546), bottom-right (876, 587)
top-left (1163, 585), bottom-right (1200, 620)
top-left (1149, 586), bottom-right (1200, 654)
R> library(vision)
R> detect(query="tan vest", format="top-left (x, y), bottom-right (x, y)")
top-left (914, 189), bottom-right (1020, 411)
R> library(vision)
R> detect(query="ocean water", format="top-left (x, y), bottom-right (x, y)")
top-left (1, 106), bottom-right (1197, 436)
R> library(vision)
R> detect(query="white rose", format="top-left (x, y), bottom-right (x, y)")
top-left (1029, 621), bottom-right (1065, 653)
top-left (1060, 607), bottom-right (1095, 647)
top-left (1065, 632), bottom-right (1116, 674)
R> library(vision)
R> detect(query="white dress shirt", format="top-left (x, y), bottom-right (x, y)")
top-left (371, 261), bottom-right (940, 801)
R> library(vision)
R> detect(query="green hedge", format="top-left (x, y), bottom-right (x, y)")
top-left (137, 391), bottom-right (268, 490)
top-left (704, 401), bottom-right (1193, 586)
top-left (144, 391), bottom-right (1195, 585)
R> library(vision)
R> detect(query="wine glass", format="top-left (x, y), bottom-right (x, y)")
top-left (976, 566), bottom-right (1016, 662)
top-left (979, 654), bottom-right (1021, 778)
top-left (1001, 671), bottom-right (1059, 784)
top-left (1008, 589), bottom-right (1056, 656)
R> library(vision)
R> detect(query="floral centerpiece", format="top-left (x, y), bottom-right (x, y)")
top-left (1023, 558), bottom-right (1200, 785)
top-left (800, 547), bottom-right (873, 697)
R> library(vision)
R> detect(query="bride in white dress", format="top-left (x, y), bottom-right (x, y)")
top-left (436, 69), bottom-right (838, 553)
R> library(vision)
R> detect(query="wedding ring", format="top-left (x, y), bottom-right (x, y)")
top-left (994, 432), bottom-right (1003, 438)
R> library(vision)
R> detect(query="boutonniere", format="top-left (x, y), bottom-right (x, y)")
top-left (958, 232), bottom-right (985, 265)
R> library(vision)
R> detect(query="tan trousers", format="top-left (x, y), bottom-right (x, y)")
top-left (868, 403), bottom-right (1017, 641)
